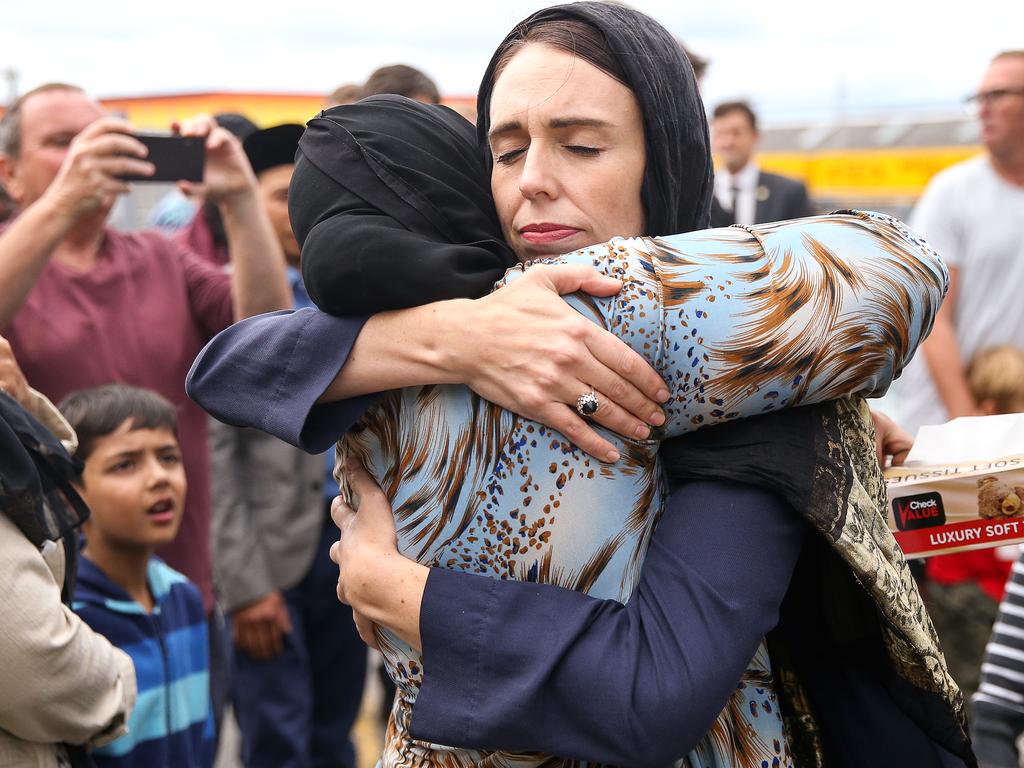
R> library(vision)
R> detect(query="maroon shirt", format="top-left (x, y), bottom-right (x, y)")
top-left (3, 226), bottom-right (233, 611)
top-left (176, 206), bottom-right (229, 268)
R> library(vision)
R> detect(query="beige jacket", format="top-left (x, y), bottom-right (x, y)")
top-left (0, 390), bottom-right (137, 767)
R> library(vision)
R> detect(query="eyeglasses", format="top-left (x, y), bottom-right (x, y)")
top-left (963, 87), bottom-right (1024, 115)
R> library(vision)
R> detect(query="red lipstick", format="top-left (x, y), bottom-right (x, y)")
top-left (519, 223), bottom-right (582, 244)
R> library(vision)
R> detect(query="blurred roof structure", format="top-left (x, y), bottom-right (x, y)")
top-left (760, 111), bottom-right (979, 151)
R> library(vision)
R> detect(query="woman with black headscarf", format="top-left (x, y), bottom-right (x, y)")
top-left (189, 4), bottom-right (971, 766)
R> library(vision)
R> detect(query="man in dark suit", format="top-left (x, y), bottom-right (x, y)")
top-left (710, 100), bottom-right (813, 227)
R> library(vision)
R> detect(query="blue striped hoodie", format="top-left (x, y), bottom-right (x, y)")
top-left (73, 555), bottom-right (214, 768)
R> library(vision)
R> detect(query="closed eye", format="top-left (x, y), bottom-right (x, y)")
top-left (565, 145), bottom-right (601, 157)
top-left (495, 147), bottom-right (527, 165)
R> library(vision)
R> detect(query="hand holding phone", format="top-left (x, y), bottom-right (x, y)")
top-left (177, 114), bottom-right (258, 204)
top-left (42, 116), bottom-right (153, 219)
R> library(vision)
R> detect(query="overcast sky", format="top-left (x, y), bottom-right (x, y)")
top-left (4, 1), bottom-right (1022, 124)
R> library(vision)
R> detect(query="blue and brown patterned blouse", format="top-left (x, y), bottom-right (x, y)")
top-left (342, 211), bottom-right (947, 767)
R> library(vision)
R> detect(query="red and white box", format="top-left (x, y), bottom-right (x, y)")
top-left (885, 415), bottom-right (1024, 559)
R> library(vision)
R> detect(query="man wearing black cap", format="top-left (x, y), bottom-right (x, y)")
top-left (205, 124), bottom-right (367, 768)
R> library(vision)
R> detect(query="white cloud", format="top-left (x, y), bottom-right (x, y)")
top-left (3, 0), bottom-right (1023, 123)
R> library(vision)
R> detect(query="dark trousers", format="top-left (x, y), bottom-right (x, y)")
top-left (232, 519), bottom-right (368, 768)
top-left (925, 580), bottom-right (999, 709)
top-left (208, 604), bottom-right (232, 751)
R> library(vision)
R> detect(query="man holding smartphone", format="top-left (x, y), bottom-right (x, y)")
top-left (0, 82), bottom-right (291, 732)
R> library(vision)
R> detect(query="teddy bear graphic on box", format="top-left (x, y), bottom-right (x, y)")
top-left (977, 475), bottom-right (1024, 519)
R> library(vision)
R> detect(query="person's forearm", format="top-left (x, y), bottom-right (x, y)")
top-left (0, 196), bottom-right (76, 327)
top-left (219, 190), bottom-right (291, 319)
top-left (922, 319), bottom-right (976, 418)
top-left (318, 299), bottom-right (469, 401)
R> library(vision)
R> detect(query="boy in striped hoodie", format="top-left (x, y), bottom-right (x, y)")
top-left (60, 384), bottom-right (214, 768)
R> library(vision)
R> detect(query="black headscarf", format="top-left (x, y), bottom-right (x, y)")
top-left (0, 392), bottom-right (89, 603)
top-left (475, 2), bottom-right (713, 237)
top-left (293, 95), bottom-right (516, 315)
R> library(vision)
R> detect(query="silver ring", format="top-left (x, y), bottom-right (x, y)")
top-left (576, 389), bottom-right (600, 417)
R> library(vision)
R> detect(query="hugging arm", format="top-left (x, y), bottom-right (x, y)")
top-left (187, 265), bottom-right (670, 459)
top-left (638, 212), bottom-right (948, 436)
top-left (406, 480), bottom-right (804, 766)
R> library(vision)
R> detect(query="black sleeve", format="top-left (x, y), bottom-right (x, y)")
top-left (790, 180), bottom-right (814, 218)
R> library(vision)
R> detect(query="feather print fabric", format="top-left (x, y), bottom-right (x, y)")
top-left (340, 211), bottom-right (947, 767)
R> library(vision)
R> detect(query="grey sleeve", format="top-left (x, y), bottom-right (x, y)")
top-left (209, 421), bottom-right (276, 613)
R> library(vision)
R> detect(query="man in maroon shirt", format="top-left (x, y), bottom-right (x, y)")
top-left (0, 83), bottom-right (291, 618)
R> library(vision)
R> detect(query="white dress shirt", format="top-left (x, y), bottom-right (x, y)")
top-left (713, 162), bottom-right (760, 226)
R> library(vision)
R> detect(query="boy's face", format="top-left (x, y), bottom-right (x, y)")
top-left (79, 420), bottom-right (186, 552)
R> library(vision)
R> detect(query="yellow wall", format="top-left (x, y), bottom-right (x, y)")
top-left (95, 92), bottom-right (478, 130)
top-left (758, 146), bottom-right (982, 201)
top-left (100, 93), bottom-right (325, 129)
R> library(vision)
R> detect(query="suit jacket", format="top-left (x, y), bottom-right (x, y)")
top-left (710, 169), bottom-right (814, 227)
top-left (209, 419), bottom-right (325, 613)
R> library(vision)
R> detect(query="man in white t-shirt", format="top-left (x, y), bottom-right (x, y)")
top-left (891, 50), bottom-right (1024, 736)
top-left (895, 50), bottom-right (1024, 435)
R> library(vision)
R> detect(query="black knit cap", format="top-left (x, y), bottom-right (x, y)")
top-left (243, 123), bottom-right (305, 177)
top-left (475, 2), bottom-right (713, 236)
top-left (214, 112), bottom-right (258, 141)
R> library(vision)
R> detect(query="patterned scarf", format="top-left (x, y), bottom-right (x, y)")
top-left (662, 397), bottom-right (973, 766)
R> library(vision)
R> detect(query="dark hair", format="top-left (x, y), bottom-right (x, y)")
top-left (59, 384), bottom-right (178, 461)
top-left (0, 183), bottom-right (14, 224)
top-left (326, 83), bottom-right (364, 107)
top-left (491, 19), bottom-right (628, 87)
top-left (712, 100), bottom-right (758, 132)
top-left (680, 43), bottom-right (709, 81)
top-left (0, 82), bottom-right (86, 158)
top-left (364, 65), bottom-right (440, 104)
top-left (994, 50), bottom-right (1024, 63)
top-left (476, 2), bottom-right (713, 236)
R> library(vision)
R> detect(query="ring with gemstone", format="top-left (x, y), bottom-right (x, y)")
top-left (576, 389), bottom-right (600, 417)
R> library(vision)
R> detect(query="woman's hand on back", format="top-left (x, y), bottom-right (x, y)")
top-left (330, 460), bottom-right (427, 651)
top-left (449, 264), bottom-right (669, 463)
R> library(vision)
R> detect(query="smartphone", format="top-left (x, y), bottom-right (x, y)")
top-left (121, 134), bottom-right (205, 182)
